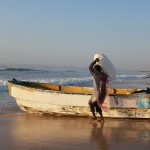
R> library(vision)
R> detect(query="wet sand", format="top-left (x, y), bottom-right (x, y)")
top-left (0, 114), bottom-right (149, 150)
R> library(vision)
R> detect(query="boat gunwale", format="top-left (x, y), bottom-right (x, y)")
top-left (7, 80), bottom-right (148, 96)
top-left (7, 81), bottom-right (93, 95)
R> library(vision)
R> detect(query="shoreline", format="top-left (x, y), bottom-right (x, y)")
top-left (1, 112), bottom-right (149, 120)
top-left (0, 114), bottom-right (149, 150)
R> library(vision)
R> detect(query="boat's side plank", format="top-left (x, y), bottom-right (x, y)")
top-left (16, 98), bottom-right (150, 118)
top-left (61, 86), bottom-right (93, 94)
top-left (49, 84), bottom-right (138, 95)
top-left (9, 83), bottom-right (149, 109)
top-left (108, 94), bottom-right (150, 108)
top-left (8, 81), bottom-right (139, 95)
top-left (27, 82), bottom-right (60, 91)
top-left (110, 88), bottom-right (138, 94)
top-left (103, 108), bottom-right (150, 118)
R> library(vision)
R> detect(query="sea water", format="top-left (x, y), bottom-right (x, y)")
top-left (0, 64), bottom-right (150, 115)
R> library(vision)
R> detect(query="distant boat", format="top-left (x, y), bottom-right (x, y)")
top-left (7, 79), bottom-right (150, 119)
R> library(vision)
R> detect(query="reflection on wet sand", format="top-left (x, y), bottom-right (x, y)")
top-left (90, 121), bottom-right (108, 150)
top-left (0, 114), bottom-right (149, 150)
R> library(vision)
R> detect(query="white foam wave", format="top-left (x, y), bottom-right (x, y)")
top-left (0, 80), bottom-right (8, 91)
top-left (0, 77), bottom-right (93, 91)
top-left (28, 77), bottom-right (92, 86)
top-left (116, 74), bottom-right (147, 79)
top-left (49, 77), bottom-right (92, 86)
top-left (1, 74), bottom-right (149, 92)
top-left (0, 66), bottom-right (6, 70)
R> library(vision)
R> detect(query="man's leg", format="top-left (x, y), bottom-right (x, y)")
top-left (98, 110), bottom-right (104, 121)
top-left (95, 102), bottom-right (104, 121)
top-left (88, 101), bottom-right (97, 120)
top-left (91, 110), bottom-right (97, 120)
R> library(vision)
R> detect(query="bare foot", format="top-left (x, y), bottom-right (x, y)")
top-left (97, 118), bottom-right (104, 122)
top-left (89, 117), bottom-right (97, 123)
top-left (92, 116), bottom-right (97, 120)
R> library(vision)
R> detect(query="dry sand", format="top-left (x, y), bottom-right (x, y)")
top-left (0, 114), bottom-right (149, 150)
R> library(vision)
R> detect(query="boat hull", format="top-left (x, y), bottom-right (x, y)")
top-left (16, 98), bottom-right (150, 119)
top-left (8, 81), bottom-right (150, 119)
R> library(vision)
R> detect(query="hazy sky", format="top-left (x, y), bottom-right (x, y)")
top-left (0, 0), bottom-right (150, 71)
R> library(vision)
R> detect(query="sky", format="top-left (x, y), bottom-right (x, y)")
top-left (0, 0), bottom-right (150, 71)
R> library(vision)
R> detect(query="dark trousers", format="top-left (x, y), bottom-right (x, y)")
top-left (88, 101), bottom-right (102, 113)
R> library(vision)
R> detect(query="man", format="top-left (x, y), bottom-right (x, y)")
top-left (88, 55), bottom-right (108, 121)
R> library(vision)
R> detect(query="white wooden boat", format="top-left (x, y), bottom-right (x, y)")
top-left (7, 79), bottom-right (150, 119)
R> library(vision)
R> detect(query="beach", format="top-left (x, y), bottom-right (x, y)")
top-left (0, 114), bottom-right (149, 150)
top-left (0, 65), bottom-right (150, 150)
top-left (1, 0), bottom-right (150, 149)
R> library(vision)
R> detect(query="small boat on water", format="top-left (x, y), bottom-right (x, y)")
top-left (7, 79), bottom-right (150, 119)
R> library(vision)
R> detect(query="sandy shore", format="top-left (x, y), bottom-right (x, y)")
top-left (0, 114), bottom-right (149, 150)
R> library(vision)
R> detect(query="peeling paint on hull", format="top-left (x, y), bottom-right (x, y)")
top-left (17, 101), bottom-right (150, 118)
top-left (7, 81), bottom-right (150, 119)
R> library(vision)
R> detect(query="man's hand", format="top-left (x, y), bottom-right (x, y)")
top-left (95, 58), bottom-right (99, 62)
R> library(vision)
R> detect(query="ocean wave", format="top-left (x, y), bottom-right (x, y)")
top-left (0, 73), bottom-right (149, 92)
top-left (48, 77), bottom-right (92, 86)
top-left (2, 67), bottom-right (36, 71)
top-left (0, 66), bottom-right (47, 72)
top-left (0, 66), bottom-right (6, 70)
top-left (0, 67), bottom-right (92, 91)
top-left (0, 77), bottom-right (93, 91)
top-left (0, 80), bottom-right (8, 91)
top-left (26, 77), bottom-right (92, 87)
top-left (116, 74), bottom-right (147, 79)
top-left (6, 68), bottom-right (35, 71)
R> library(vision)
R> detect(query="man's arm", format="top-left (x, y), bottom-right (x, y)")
top-left (89, 60), bottom-right (96, 75)
top-left (89, 58), bottom-right (100, 75)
